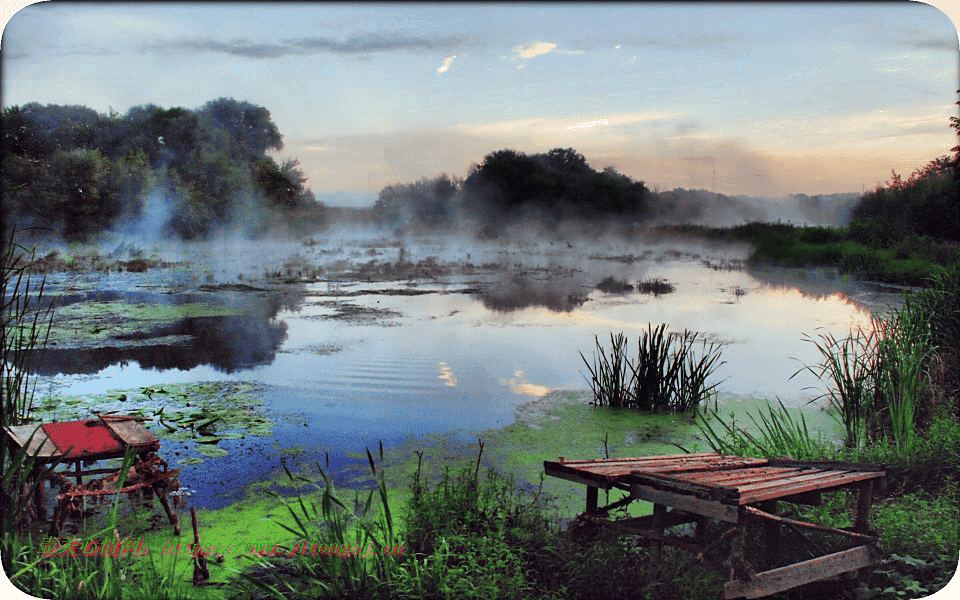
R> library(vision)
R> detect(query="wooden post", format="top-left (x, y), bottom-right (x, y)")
top-left (586, 485), bottom-right (598, 514)
top-left (854, 480), bottom-right (874, 533)
top-left (650, 503), bottom-right (666, 562)
top-left (31, 466), bottom-right (46, 521)
top-left (761, 500), bottom-right (780, 567)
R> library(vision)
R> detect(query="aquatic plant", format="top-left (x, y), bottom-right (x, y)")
top-left (696, 400), bottom-right (830, 460)
top-left (581, 325), bottom-right (724, 412)
top-left (1, 228), bottom-right (55, 427)
top-left (636, 278), bottom-right (675, 296)
top-left (595, 276), bottom-right (633, 294)
top-left (1, 228), bottom-right (58, 575)
top-left (792, 325), bottom-right (879, 449)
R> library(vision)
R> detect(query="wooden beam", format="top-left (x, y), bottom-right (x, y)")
top-left (724, 545), bottom-right (876, 599)
top-left (631, 484), bottom-right (739, 523)
top-left (743, 506), bottom-right (879, 545)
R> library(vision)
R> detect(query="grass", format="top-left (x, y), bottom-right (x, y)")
top-left (658, 222), bottom-right (960, 287)
top-left (695, 269), bottom-right (960, 599)
top-left (581, 325), bottom-right (725, 412)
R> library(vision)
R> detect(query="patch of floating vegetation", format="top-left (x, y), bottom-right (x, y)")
top-left (596, 276), bottom-right (634, 294)
top-left (46, 300), bottom-right (242, 348)
top-left (637, 278), bottom-right (676, 296)
top-left (32, 381), bottom-right (275, 467)
top-left (304, 301), bottom-right (401, 325)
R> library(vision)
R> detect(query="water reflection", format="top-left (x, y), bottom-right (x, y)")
top-left (474, 274), bottom-right (589, 312)
top-left (29, 293), bottom-right (294, 375)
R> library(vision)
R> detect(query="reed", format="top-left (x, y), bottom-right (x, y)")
top-left (580, 332), bottom-right (635, 408)
top-left (792, 325), bottom-right (879, 449)
top-left (581, 325), bottom-right (724, 412)
top-left (697, 400), bottom-right (829, 460)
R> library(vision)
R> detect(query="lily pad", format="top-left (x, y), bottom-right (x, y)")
top-left (196, 445), bottom-right (228, 458)
top-left (179, 457), bottom-right (205, 466)
top-left (194, 436), bottom-right (223, 444)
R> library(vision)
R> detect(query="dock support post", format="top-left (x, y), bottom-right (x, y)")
top-left (586, 485), bottom-right (598, 514)
top-left (761, 500), bottom-right (779, 568)
top-left (855, 481), bottom-right (874, 533)
top-left (650, 503), bottom-right (666, 562)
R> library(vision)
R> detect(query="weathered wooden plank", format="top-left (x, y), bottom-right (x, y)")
top-left (542, 463), bottom-right (617, 489)
top-left (737, 470), bottom-right (880, 504)
top-left (724, 545), bottom-right (876, 599)
top-left (631, 484), bottom-right (740, 522)
top-left (5, 425), bottom-right (59, 458)
top-left (101, 418), bottom-right (159, 448)
top-left (743, 505), bottom-right (879, 544)
top-left (686, 467), bottom-right (807, 487)
top-left (629, 471), bottom-right (740, 500)
top-left (766, 458), bottom-right (884, 473)
top-left (554, 452), bottom-right (720, 465)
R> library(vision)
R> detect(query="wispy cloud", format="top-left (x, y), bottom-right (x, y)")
top-left (514, 42), bottom-right (556, 59)
top-left (510, 41), bottom-right (585, 62)
top-left (437, 55), bottom-right (457, 74)
top-left (619, 32), bottom-right (740, 50)
top-left (458, 111), bottom-right (683, 137)
top-left (139, 31), bottom-right (471, 59)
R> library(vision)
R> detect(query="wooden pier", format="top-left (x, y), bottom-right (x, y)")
top-left (5, 414), bottom-right (181, 536)
top-left (544, 452), bottom-right (885, 599)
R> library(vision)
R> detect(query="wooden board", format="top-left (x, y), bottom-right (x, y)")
top-left (724, 545), bottom-right (876, 599)
top-left (101, 418), bottom-right (159, 448)
top-left (4, 424), bottom-right (59, 459)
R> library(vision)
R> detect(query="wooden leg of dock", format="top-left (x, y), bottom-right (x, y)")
top-left (854, 481), bottom-right (873, 533)
top-left (586, 485), bottom-right (598, 514)
top-left (650, 503), bottom-right (666, 562)
top-left (761, 500), bottom-right (779, 568)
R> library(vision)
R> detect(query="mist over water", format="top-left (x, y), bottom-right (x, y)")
top-left (19, 220), bottom-right (902, 507)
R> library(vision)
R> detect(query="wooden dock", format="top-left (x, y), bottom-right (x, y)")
top-left (544, 453), bottom-right (885, 599)
top-left (5, 414), bottom-right (181, 536)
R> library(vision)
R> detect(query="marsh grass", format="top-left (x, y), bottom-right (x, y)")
top-left (581, 325), bottom-right (724, 412)
top-left (697, 400), bottom-right (829, 460)
top-left (232, 441), bottom-right (726, 600)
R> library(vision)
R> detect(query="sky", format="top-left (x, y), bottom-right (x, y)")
top-left (1, 1), bottom-right (959, 207)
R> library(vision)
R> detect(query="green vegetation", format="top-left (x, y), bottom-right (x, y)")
top-left (1, 99), bottom-right (322, 241)
top-left (581, 325), bottom-right (725, 412)
top-left (698, 270), bottom-right (960, 598)
top-left (229, 442), bottom-right (722, 600)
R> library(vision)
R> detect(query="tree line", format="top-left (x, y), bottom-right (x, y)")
top-left (373, 147), bottom-right (651, 232)
top-left (1, 98), bottom-right (318, 240)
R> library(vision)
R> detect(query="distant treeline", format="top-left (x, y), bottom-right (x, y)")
top-left (1, 99), bottom-right (319, 240)
top-left (372, 147), bottom-right (868, 234)
top-left (373, 148), bottom-right (650, 233)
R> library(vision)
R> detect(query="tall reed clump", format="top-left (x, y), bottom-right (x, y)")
top-left (1, 228), bottom-right (56, 578)
top-left (1, 227), bottom-right (55, 427)
top-left (793, 284), bottom-right (943, 451)
top-left (581, 324), bottom-right (725, 412)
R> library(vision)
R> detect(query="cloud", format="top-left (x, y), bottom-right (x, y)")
top-left (457, 111), bottom-right (683, 137)
top-left (437, 55), bottom-right (457, 74)
top-left (619, 32), bottom-right (740, 50)
top-left (510, 41), bottom-right (585, 62)
top-left (139, 31), bottom-right (471, 59)
top-left (513, 42), bottom-right (556, 59)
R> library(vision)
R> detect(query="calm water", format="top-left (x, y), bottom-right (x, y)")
top-left (28, 236), bottom-right (902, 507)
